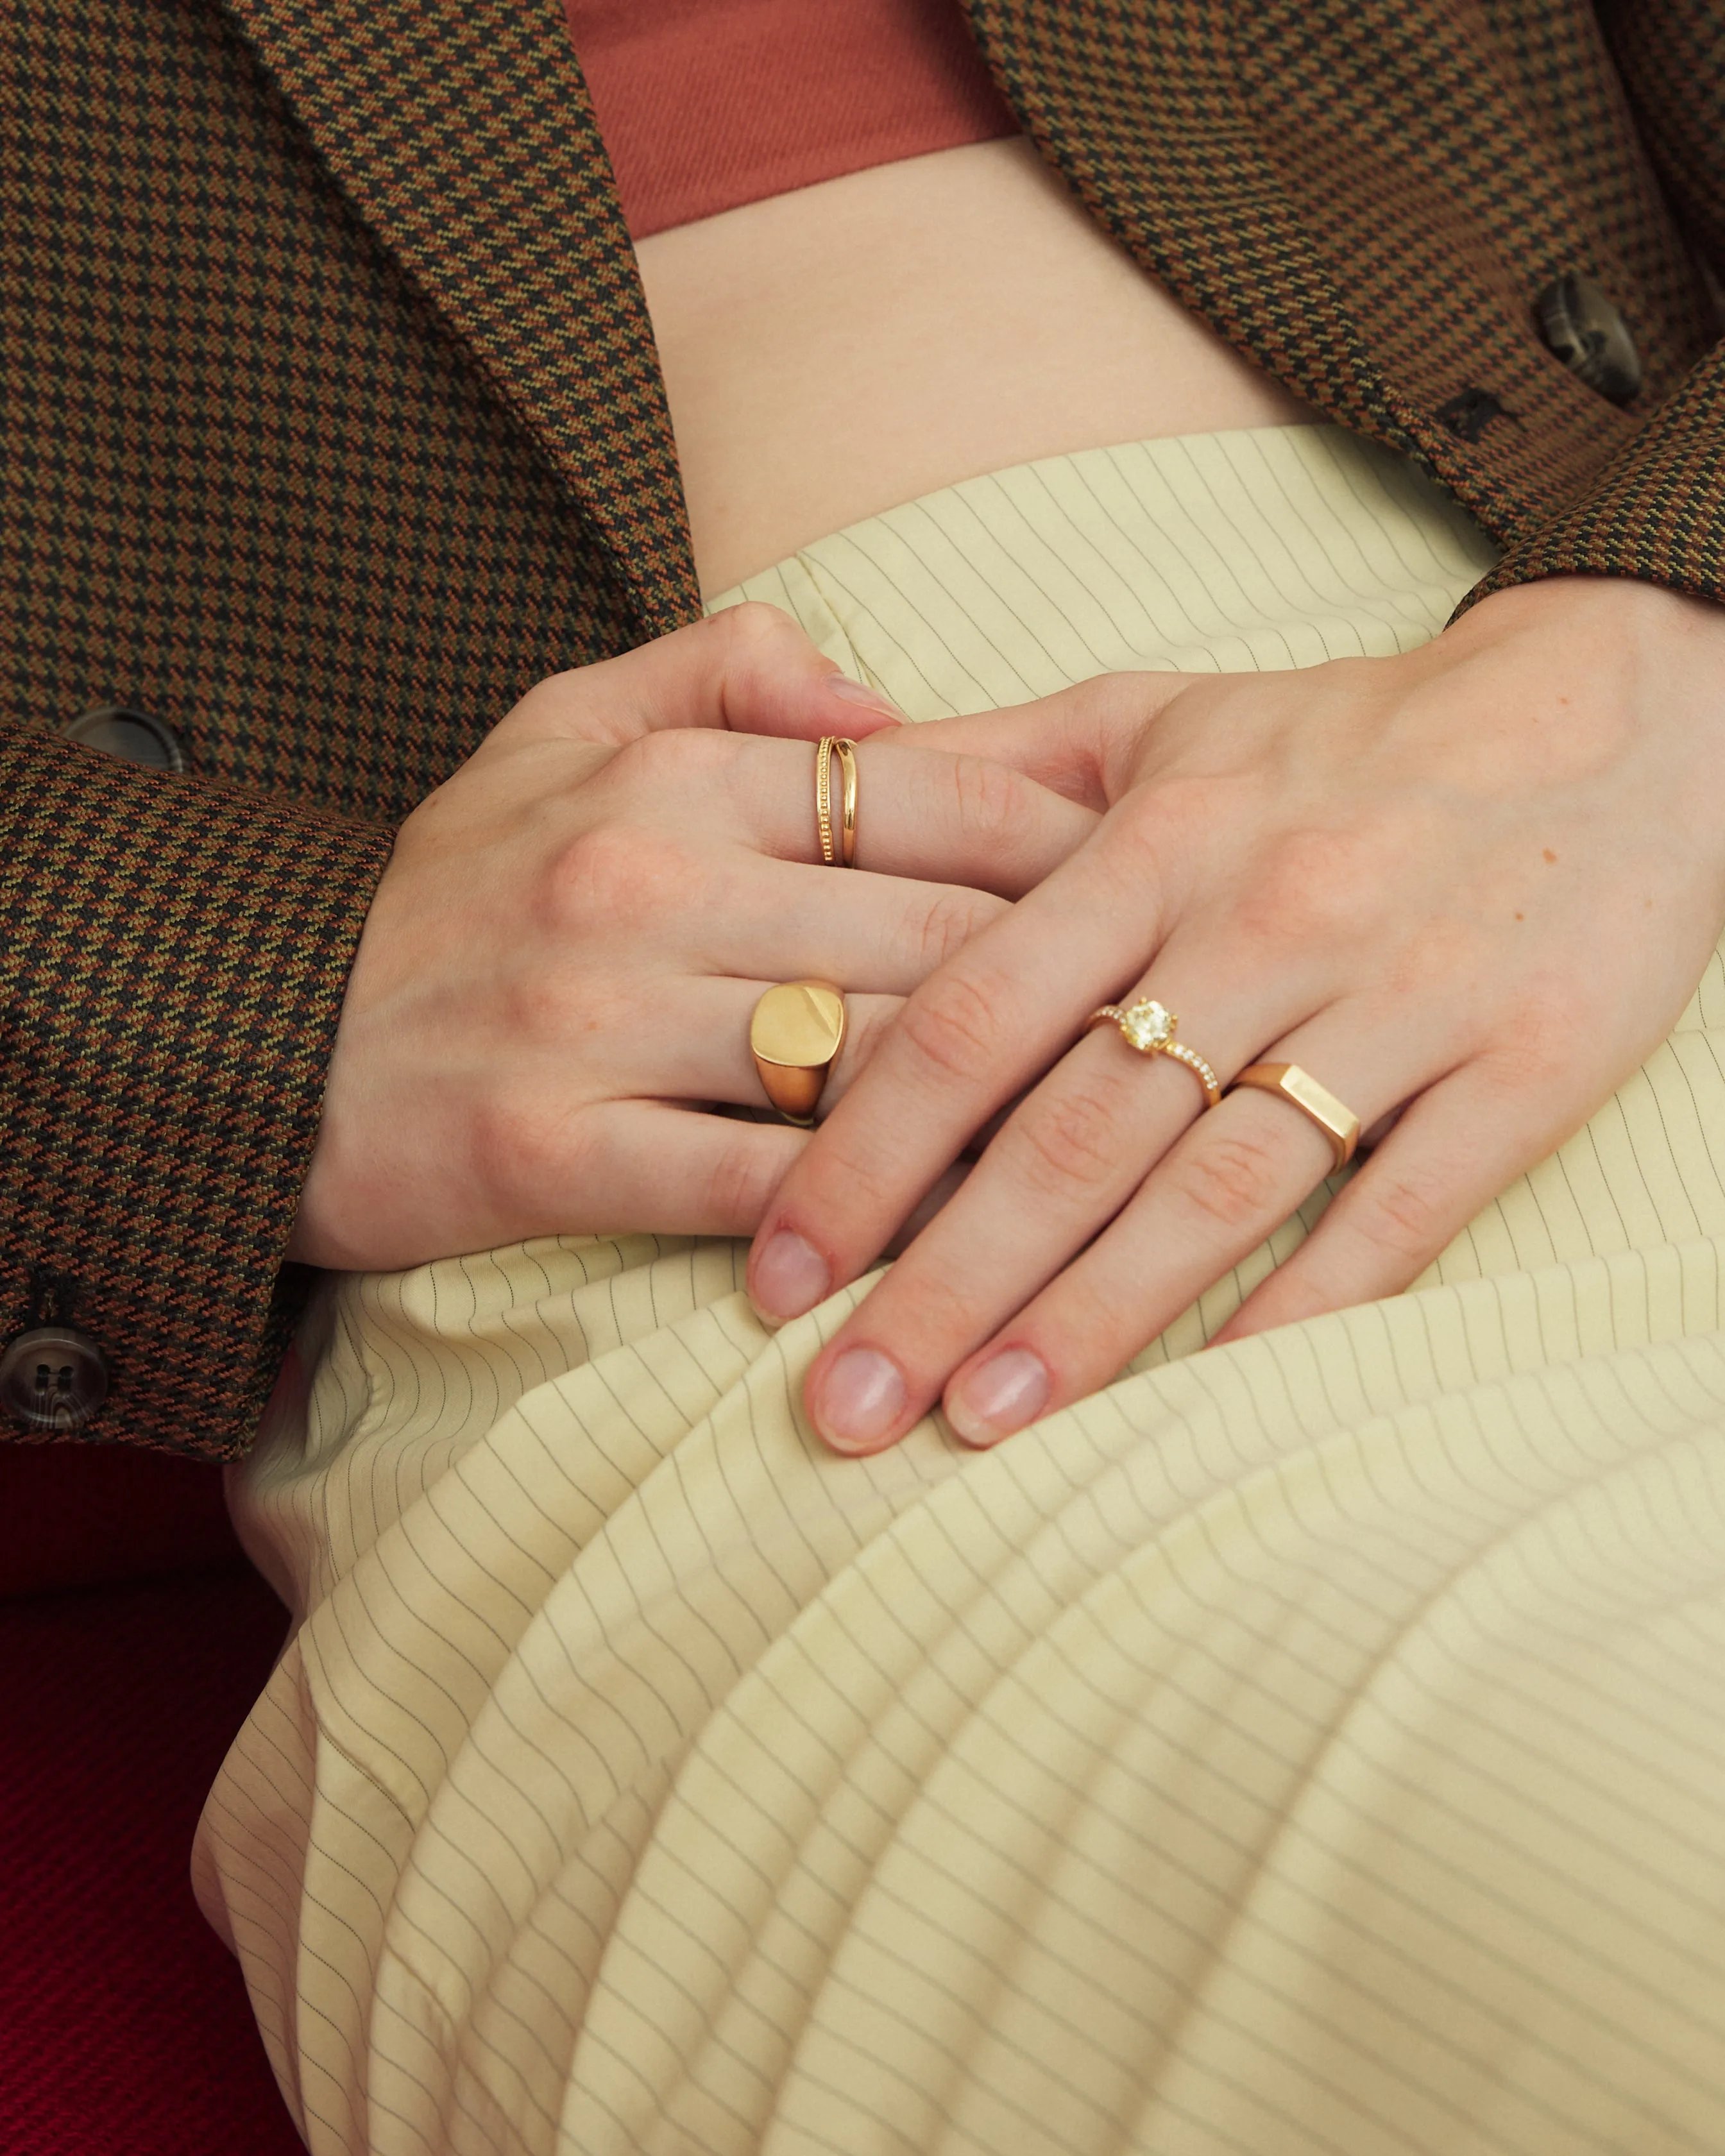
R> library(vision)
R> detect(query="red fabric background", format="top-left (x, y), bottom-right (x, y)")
top-left (0, 1442), bottom-right (246, 1599)
top-left (565, 0), bottom-right (1017, 235)
top-left (0, 1559), bottom-right (300, 2152)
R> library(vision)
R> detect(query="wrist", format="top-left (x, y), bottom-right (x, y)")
top-left (1459, 572), bottom-right (1725, 654)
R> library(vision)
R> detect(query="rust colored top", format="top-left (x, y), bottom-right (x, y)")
top-left (563, 0), bottom-right (1019, 237)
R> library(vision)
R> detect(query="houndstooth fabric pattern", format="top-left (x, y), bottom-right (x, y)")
top-left (967, 0), bottom-right (1724, 597)
top-left (2, 0), bottom-right (1721, 1459)
top-left (2, 0), bottom-right (693, 1459)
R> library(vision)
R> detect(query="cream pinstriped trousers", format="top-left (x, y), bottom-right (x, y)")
top-left (196, 427), bottom-right (1725, 2155)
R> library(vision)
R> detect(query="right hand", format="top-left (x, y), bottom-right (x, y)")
top-left (289, 604), bottom-right (1096, 1271)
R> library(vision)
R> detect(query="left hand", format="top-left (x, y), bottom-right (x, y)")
top-left (744, 576), bottom-right (1725, 1454)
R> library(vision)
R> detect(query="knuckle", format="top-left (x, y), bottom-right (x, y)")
top-left (1007, 1076), bottom-right (1130, 1200)
top-left (1353, 1166), bottom-right (1449, 1264)
top-left (897, 971), bottom-right (1006, 1084)
top-left (616, 722), bottom-right (728, 786)
top-left (713, 597), bottom-right (794, 657)
top-left (1166, 1126), bottom-right (1290, 1235)
top-left (1477, 990), bottom-right (1584, 1098)
top-left (911, 887), bottom-right (1001, 973)
top-left (498, 968), bottom-right (579, 1050)
top-left (1092, 786), bottom-right (1186, 916)
top-left (950, 752), bottom-right (1023, 850)
top-left (469, 1080), bottom-right (579, 1205)
top-left (700, 1131), bottom-right (783, 1228)
top-left (552, 819), bottom-right (699, 929)
top-left (1234, 826), bottom-right (1385, 953)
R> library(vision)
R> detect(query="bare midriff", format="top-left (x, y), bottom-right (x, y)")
top-left (635, 137), bottom-right (1320, 595)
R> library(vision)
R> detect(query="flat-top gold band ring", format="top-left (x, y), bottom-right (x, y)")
top-left (750, 980), bottom-right (847, 1125)
top-left (1230, 1062), bottom-right (1360, 1173)
top-left (815, 736), bottom-right (859, 867)
top-left (1086, 997), bottom-right (1221, 1109)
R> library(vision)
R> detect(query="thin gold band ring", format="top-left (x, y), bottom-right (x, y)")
top-left (815, 736), bottom-right (859, 867)
top-left (1085, 997), bottom-right (1221, 1109)
top-left (1230, 1062), bottom-right (1361, 1173)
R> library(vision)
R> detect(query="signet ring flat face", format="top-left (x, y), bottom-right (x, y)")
top-left (750, 980), bottom-right (847, 1124)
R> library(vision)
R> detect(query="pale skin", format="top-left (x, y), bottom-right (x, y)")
top-left (748, 575), bottom-right (1725, 1449)
top-left (289, 603), bottom-right (1094, 1271)
top-left (289, 141), bottom-right (1725, 1461)
top-left (290, 139), bottom-right (1300, 1267)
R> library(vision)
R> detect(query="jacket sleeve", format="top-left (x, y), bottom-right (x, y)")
top-left (0, 723), bottom-right (395, 1461)
top-left (1468, 0), bottom-right (1725, 611)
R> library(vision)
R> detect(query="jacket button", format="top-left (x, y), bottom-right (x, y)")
top-left (0, 1325), bottom-right (110, 1434)
top-left (1534, 273), bottom-right (1642, 403)
top-left (62, 704), bottom-right (187, 773)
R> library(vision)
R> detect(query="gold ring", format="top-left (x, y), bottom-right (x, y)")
top-left (815, 736), bottom-right (859, 867)
top-left (1085, 997), bottom-right (1221, 1108)
top-left (750, 980), bottom-right (847, 1124)
top-left (1229, 1062), bottom-right (1360, 1173)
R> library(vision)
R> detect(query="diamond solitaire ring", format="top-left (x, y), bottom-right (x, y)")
top-left (1085, 997), bottom-right (1221, 1108)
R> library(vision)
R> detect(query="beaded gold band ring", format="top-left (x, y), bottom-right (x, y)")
top-left (815, 736), bottom-right (859, 867)
top-left (1229, 1062), bottom-right (1361, 1174)
top-left (1085, 997), bottom-right (1221, 1109)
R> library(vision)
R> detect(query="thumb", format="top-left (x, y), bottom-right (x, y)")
top-left (512, 602), bottom-right (905, 749)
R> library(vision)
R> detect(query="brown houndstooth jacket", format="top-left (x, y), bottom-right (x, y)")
top-left (3, 0), bottom-right (1722, 1461)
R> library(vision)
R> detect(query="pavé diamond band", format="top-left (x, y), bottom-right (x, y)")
top-left (1085, 997), bottom-right (1221, 1108)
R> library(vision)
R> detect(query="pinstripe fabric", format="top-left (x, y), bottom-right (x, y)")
top-left (4, 0), bottom-right (1724, 1459)
top-left (711, 425), bottom-right (1500, 710)
top-left (196, 430), bottom-right (1725, 2153)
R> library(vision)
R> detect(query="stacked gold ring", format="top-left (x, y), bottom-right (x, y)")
top-left (815, 736), bottom-right (859, 867)
top-left (1085, 997), bottom-right (1221, 1108)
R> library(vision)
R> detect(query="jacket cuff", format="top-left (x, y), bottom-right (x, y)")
top-left (1458, 339), bottom-right (1725, 613)
top-left (0, 728), bottom-right (395, 1460)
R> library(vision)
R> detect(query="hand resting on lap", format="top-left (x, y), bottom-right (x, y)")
top-left (288, 603), bottom-right (1096, 1272)
top-left (746, 577), bottom-right (1725, 1452)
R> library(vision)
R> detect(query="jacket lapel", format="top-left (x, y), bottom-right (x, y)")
top-left (965, 0), bottom-right (1632, 533)
top-left (223, 0), bottom-right (700, 640)
top-left (965, 1), bottom-right (1389, 433)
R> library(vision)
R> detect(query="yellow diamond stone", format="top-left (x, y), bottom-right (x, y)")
top-left (1121, 999), bottom-right (1175, 1050)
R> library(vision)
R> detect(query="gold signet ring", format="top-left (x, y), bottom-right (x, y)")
top-left (750, 981), bottom-right (847, 1125)
top-left (1230, 1062), bottom-right (1361, 1173)
top-left (815, 736), bottom-right (859, 867)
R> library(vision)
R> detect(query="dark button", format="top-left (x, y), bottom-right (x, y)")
top-left (0, 1325), bottom-right (110, 1434)
top-left (1534, 273), bottom-right (1642, 403)
top-left (62, 704), bottom-right (186, 773)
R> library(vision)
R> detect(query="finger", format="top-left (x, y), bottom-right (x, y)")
top-left (633, 731), bottom-right (1098, 897)
top-left (709, 858), bottom-right (1009, 994)
top-left (537, 1099), bottom-right (810, 1239)
top-left (905, 668), bottom-right (1199, 808)
top-left (745, 795), bottom-right (1226, 1339)
top-left (939, 1084), bottom-right (1341, 1446)
top-left (1209, 1064), bottom-right (1561, 1345)
top-left (509, 602), bottom-right (905, 751)
top-left (769, 955), bottom-right (1321, 1456)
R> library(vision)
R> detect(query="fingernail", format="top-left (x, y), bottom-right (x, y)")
top-left (752, 1230), bottom-right (830, 1321)
top-left (946, 1348), bottom-right (1049, 1447)
top-left (813, 1348), bottom-right (906, 1453)
top-left (827, 674), bottom-right (903, 721)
